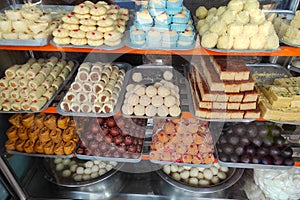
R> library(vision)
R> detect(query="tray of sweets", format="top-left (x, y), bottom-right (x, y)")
top-left (75, 117), bottom-right (147, 163)
top-left (0, 57), bottom-right (79, 113)
top-left (121, 65), bottom-right (191, 119)
top-left (150, 118), bottom-right (215, 167)
top-left (0, 4), bottom-right (72, 46)
top-left (43, 157), bottom-right (122, 187)
top-left (186, 61), bottom-right (259, 122)
top-left (247, 63), bottom-right (292, 85)
top-left (5, 113), bottom-right (79, 158)
top-left (215, 121), bottom-right (295, 169)
top-left (57, 62), bottom-right (131, 117)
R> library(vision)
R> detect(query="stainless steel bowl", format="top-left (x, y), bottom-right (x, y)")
top-left (156, 167), bottom-right (244, 197)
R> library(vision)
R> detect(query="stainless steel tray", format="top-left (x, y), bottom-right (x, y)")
top-left (6, 149), bottom-right (75, 159)
top-left (50, 39), bottom-right (125, 51)
top-left (156, 167), bottom-right (244, 193)
top-left (121, 65), bottom-right (186, 119)
top-left (57, 62), bottom-right (132, 117)
top-left (247, 63), bottom-right (292, 85)
top-left (0, 60), bottom-right (79, 113)
top-left (43, 158), bottom-right (123, 187)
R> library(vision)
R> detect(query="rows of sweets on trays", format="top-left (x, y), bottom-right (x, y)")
top-left (0, 56), bottom-right (75, 112)
top-left (52, 0), bottom-right (129, 46)
top-left (195, 0), bottom-right (280, 50)
top-left (0, 3), bottom-right (65, 40)
top-left (257, 76), bottom-right (300, 121)
top-left (129, 0), bottom-right (195, 48)
top-left (5, 113), bottom-right (78, 156)
top-left (274, 10), bottom-right (300, 45)
top-left (59, 62), bottom-right (125, 114)
top-left (53, 158), bottom-right (118, 182)
top-left (150, 119), bottom-right (215, 165)
top-left (121, 70), bottom-right (181, 117)
top-left (188, 56), bottom-right (260, 119)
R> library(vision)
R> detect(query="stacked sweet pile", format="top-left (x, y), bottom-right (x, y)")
top-left (5, 113), bottom-right (78, 156)
top-left (129, 0), bottom-right (195, 48)
top-left (0, 56), bottom-right (75, 112)
top-left (196, 0), bottom-right (279, 50)
top-left (0, 3), bottom-right (62, 40)
top-left (257, 76), bottom-right (300, 121)
top-left (52, 0), bottom-right (129, 46)
top-left (150, 119), bottom-right (214, 165)
top-left (188, 56), bottom-right (260, 119)
top-left (60, 62), bottom-right (125, 114)
top-left (273, 11), bottom-right (300, 45)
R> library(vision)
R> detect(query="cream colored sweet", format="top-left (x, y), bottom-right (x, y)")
top-left (86, 31), bottom-right (103, 40)
top-left (228, 0), bottom-right (244, 12)
top-left (104, 31), bottom-right (122, 41)
top-left (217, 34), bottom-right (234, 49)
top-left (201, 32), bottom-right (218, 48)
top-left (233, 34), bottom-right (250, 49)
top-left (80, 25), bottom-right (97, 32)
top-left (145, 105), bottom-right (157, 117)
top-left (228, 22), bottom-right (244, 37)
top-left (132, 72), bottom-right (143, 82)
top-left (90, 5), bottom-right (107, 16)
top-left (62, 15), bottom-right (80, 24)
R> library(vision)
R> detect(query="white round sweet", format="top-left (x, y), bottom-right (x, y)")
top-left (54, 158), bottom-right (63, 164)
top-left (163, 71), bottom-right (173, 80)
top-left (122, 103), bottom-right (134, 115)
top-left (169, 105), bottom-right (181, 117)
top-left (164, 95), bottom-right (176, 107)
top-left (157, 86), bottom-right (171, 97)
top-left (151, 95), bottom-right (164, 107)
top-left (170, 165), bottom-right (178, 172)
top-left (56, 163), bottom-right (64, 171)
top-left (211, 176), bottom-right (220, 184)
top-left (132, 72), bottom-right (143, 82)
top-left (139, 95), bottom-right (151, 106)
top-left (63, 159), bottom-right (71, 166)
top-left (70, 164), bottom-right (78, 173)
top-left (84, 161), bottom-right (94, 168)
top-left (163, 165), bottom-right (171, 174)
top-left (62, 169), bottom-right (72, 178)
top-left (133, 104), bottom-right (145, 116)
top-left (76, 167), bottom-right (84, 175)
top-left (157, 105), bottom-right (169, 117)
top-left (189, 177), bottom-right (198, 185)
top-left (73, 174), bottom-right (83, 181)
top-left (145, 105), bottom-right (157, 117)
top-left (172, 172), bottom-right (181, 181)
top-left (146, 85), bottom-right (157, 97)
top-left (180, 170), bottom-right (190, 180)
top-left (134, 85), bottom-right (146, 96)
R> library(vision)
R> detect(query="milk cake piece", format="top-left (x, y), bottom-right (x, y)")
top-left (229, 110), bottom-right (244, 119)
top-left (227, 102), bottom-right (240, 110)
top-left (200, 57), bottom-right (255, 93)
top-left (243, 89), bottom-right (259, 102)
top-left (213, 102), bottom-right (227, 110)
top-left (228, 93), bottom-right (244, 102)
top-left (258, 85), bottom-right (291, 107)
top-left (244, 109), bottom-right (260, 119)
top-left (190, 68), bottom-right (218, 101)
top-left (188, 73), bottom-right (212, 109)
top-left (240, 101), bottom-right (257, 110)
top-left (269, 85), bottom-right (292, 102)
top-left (212, 57), bottom-right (250, 81)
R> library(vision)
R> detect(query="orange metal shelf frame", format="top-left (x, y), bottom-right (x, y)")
top-left (1, 43), bottom-right (300, 56)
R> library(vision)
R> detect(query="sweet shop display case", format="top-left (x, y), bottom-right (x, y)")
top-left (0, 0), bottom-right (300, 200)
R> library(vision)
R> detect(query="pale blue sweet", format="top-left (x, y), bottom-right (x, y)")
top-left (177, 40), bottom-right (194, 48)
top-left (134, 21), bottom-right (153, 31)
top-left (146, 40), bottom-right (162, 48)
top-left (148, 0), bottom-right (166, 9)
top-left (165, 7), bottom-right (182, 15)
top-left (178, 30), bottom-right (195, 42)
top-left (131, 39), bottom-right (146, 47)
top-left (149, 8), bottom-right (165, 17)
top-left (161, 30), bottom-right (178, 42)
top-left (130, 29), bottom-right (146, 41)
top-left (172, 13), bottom-right (188, 24)
top-left (154, 13), bottom-right (171, 25)
top-left (152, 24), bottom-right (170, 32)
top-left (166, 0), bottom-right (183, 8)
top-left (170, 23), bottom-right (188, 32)
top-left (136, 10), bottom-right (153, 25)
top-left (147, 29), bottom-right (162, 42)
top-left (161, 41), bottom-right (177, 48)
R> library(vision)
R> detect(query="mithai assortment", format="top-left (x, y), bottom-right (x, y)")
top-left (0, 0), bottom-right (299, 176)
